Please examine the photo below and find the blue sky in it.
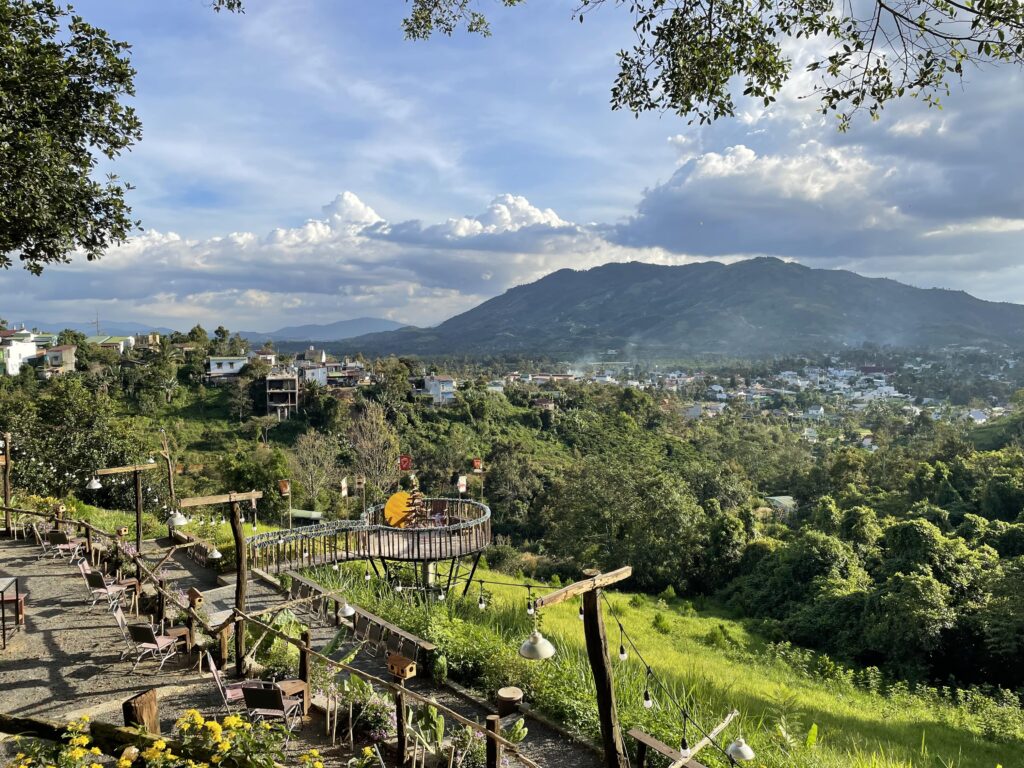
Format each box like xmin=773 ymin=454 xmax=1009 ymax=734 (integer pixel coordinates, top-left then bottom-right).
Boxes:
xmin=2 ymin=0 xmax=1023 ymax=332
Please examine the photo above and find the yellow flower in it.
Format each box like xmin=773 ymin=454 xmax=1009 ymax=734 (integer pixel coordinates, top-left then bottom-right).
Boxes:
xmin=70 ymin=735 xmax=90 ymax=747
xmin=313 ymin=761 xmax=324 ymax=768
xmin=90 ymin=747 xmax=102 ymax=755
xmin=309 ymin=750 xmax=319 ymax=758
xmin=90 ymin=763 xmax=103 ymax=768
xmin=362 ymin=747 xmax=373 ymax=757
xmin=117 ymin=759 xmax=132 ymax=768
xmin=210 ymin=756 xmax=222 ymax=764
xmin=153 ymin=740 xmax=166 ymax=751
xmin=204 ymin=721 xmax=222 ymax=737
xmin=260 ymin=723 xmax=271 ymax=731
xmin=14 ymin=754 xmax=25 ymax=761
xmin=222 ymin=715 xmax=243 ymax=730
xmin=217 ymin=740 xmax=231 ymax=753
xmin=179 ymin=723 xmax=191 ymax=732
xmin=81 ymin=716 xmax=90 ymax=721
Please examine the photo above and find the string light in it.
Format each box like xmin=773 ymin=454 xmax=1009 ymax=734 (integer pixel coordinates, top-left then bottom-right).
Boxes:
xmin=364 ymin=564 xmax=371 ymax=581
xmin=578 ymin=603 xmax=584 ymax=621
xmin=526 ymin=586 xmax=534 ymax=616
xmin=618 ymin=624 xmax=628 ymax=661
xmin=477 ymin=581 xmax=486 ymax=611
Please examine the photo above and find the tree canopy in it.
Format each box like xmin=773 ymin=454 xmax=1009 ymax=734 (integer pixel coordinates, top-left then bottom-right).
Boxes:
xmin=1 ymin=0 xmax=141 ymax=273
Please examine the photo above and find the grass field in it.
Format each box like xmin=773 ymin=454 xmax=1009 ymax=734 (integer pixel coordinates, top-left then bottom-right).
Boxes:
xmin=310 ymin=562 xmax=1017 ymax=768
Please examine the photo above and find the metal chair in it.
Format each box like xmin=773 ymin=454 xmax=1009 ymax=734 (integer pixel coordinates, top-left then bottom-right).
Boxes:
xmin=207 ymin=651 xmax=268 ymax=713
xmin=47 ymin=530 xmax=83 ymax=560
xmin=242 ymin=686 xmax=302 ymax=744
xmin=29 ymin=524 xmax=53 ymax=559
xmin=85 ymin=570 xmax=130 ymax=610
xmin=126 ymin=622 xmax=178 ymax=673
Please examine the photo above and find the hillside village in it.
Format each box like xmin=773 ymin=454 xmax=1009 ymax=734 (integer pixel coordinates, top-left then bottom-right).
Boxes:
xmin=3 ymin=324 xmax=1019 ymax=445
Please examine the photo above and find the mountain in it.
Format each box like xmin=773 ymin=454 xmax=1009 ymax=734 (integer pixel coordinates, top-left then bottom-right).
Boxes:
xmin=6 ymin=320 xmax=174 ymax=336
xmin=241 ymin=317 xmax=405 ymax=343
xmin=332 ymin=258 xmax=1024 ymax=357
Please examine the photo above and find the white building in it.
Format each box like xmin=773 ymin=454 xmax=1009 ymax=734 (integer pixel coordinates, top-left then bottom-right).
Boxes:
xmin=0 ymin=338 xmax=38 ymax=376
xmin=425 ymin=375 xmax=457 ymax=405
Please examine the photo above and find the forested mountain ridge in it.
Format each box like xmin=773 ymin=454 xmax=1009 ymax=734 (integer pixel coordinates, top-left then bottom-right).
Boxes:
xmin=336 ymin=258 xmax=1024 ymax=356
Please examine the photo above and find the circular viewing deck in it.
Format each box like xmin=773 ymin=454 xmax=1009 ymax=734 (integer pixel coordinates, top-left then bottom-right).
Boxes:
xmin=245 ymin=498 xmax=491 ymax=573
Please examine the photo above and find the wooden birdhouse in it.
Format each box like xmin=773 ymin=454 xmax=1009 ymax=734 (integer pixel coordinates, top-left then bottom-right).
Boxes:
xmin=187 ymin=587 xmax=204 ymax=609
xmin=387 ymin=653 xmax=416 ymax=680
xmin=116 ymin=526 xmax=130 ymax=537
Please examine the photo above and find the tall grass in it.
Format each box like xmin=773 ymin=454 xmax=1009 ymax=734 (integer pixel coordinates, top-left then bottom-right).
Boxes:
xmin=304 ymin=563 xmax=1017 ymax=768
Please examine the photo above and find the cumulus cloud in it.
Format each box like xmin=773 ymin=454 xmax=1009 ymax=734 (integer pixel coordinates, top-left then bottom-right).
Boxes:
xmin=0 ymin=191 xmax=691 ymax=331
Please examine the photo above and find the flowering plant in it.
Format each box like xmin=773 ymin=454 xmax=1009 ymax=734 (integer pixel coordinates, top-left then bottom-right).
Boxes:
xmin=7 ymin=716 xmax=105 ymax=768
xmin=4 ymin=713 xmax=285 ymax=768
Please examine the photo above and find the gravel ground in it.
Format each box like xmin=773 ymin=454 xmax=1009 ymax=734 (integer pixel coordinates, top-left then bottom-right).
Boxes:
xmin=0 ymin=536 xmax=602 ymax=767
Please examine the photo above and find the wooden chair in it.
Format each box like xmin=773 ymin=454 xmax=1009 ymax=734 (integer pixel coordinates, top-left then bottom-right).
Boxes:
xmin=126 ymin=623 xmax=178 ymax=673
xmin=242 ymin=686 xmax=302 ymax=743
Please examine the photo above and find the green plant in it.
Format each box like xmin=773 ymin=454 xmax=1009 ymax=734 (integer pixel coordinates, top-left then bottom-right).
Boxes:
xmin=652 ymin=612 xmax=671 ymax=634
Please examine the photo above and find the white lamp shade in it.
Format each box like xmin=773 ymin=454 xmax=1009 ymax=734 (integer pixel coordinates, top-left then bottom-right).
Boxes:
xmin=340 ymin=601 xmax=356 ymax=618
xmin=168 ymin=511 xmax=188 ymax=527
xmin=208 ymin=547 xmax=223 ymax=560
xmin=519 ymin=630 xmax=556 ymax=661
xmin=726 ymin=738 xmax=755 ymax=762
xmin=86 ymin=477 xmax=102 ymax=490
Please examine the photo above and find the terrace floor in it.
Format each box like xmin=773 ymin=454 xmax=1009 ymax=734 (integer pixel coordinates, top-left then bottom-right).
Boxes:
xmin=0 ymin=536 xmax=602 ymax=768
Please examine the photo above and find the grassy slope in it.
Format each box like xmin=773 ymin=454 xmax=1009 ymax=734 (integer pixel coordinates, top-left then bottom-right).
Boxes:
xmin=467 ymin=567 xmax=1012 ymax=768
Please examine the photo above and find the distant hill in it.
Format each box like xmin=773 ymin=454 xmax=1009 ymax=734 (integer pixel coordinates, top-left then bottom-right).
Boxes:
xmin=6 ymin=320 xmax=174 ymax=336
xmin=241 ymin=317 xmax=405 ymax=343
xmin=334 ymin=258 xmax=1024 ymax=357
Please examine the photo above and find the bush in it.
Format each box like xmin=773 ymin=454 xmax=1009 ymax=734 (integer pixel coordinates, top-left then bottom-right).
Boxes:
xmin=652 ymin=612 xmax=672 ymax=634
xmin=659 ymin=585 xmax=677 ymax=601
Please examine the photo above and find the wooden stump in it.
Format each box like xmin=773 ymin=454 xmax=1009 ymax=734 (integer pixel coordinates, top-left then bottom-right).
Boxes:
xmin=122 ymin=689 xmax=160 ymax=735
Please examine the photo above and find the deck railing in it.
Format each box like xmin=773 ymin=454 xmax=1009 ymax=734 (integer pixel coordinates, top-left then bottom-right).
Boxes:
xmin=245 ymin=498 xmax=491 ymax=573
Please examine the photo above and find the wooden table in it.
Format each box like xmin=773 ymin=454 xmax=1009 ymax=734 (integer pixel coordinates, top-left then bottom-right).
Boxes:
xmin=276 ymin=679 xmax=309 ymax=715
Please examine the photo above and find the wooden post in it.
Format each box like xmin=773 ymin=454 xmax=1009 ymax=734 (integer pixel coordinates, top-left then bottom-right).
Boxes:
xmin=160 ymin=431 xmax=176 ymax=507
xmin=583 ymin=589 xmax=629 ymax=768
xmin=2 ymin=432 xmax=12 ymax=536
xmin=85 ymin=526 xmax=93 ymax=558
xmin=134 ymin=469 xmax=143 ymax=578
xmin=122 ymin=689 xmax=160 ymax=735
xmin=299 ymin=629 xmax=312 ymax=687
xmin=394 ymin=683 xmax=408 ymax=766
xmin=635 ymin=741 xmax=648 ymax=768
xmin=229 ymin=499 xmax=248 ymax=677
xmin=157 ymin=578 xmax=166 ymax=628
xmin=485 ymin=714 xmax=501 ymax=768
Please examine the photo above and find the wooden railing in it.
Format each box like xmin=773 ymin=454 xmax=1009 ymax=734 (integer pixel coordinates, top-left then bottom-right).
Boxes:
xmin=245 ymin=498 xmax=491 ymax=573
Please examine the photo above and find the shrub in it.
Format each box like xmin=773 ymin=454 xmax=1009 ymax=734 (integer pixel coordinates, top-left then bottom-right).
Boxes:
xmin=652 ymin=612 xmax=671 ymax=635
xmin=659 ymin=585 xmax=677 ymax=601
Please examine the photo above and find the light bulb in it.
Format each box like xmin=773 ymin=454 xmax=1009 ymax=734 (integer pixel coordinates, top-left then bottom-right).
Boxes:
xmin=437 ymin=592 xmax=446 ymax=602
xmin=395 ymin=583 xmax=403 ymax=593
xmin=478 ymin=595 xmax=486 ymax=611
xmin=643 ymin=689 xmax=653 ymax=709
xmin=618 ymin=644 xmax=627 ymax=661
xmin=678 ymin=738 xmax=691 ymax=760
xmin=526 ymin=599 xmax=535 ymax=616
xmin=364 ymin=570 xmax=371 ymax=581
xmin=578 ymin=604 xmax=584 ymax=620
xmin=332 ymin=562 xmax=339 ymax=571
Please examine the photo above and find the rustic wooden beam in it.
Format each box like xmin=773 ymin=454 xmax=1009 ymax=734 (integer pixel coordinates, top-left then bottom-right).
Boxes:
xmin=533 ymin=566 xmax=632 ymax=609
xmin=583 ymin=589 xmax=629 ymax=768
xmin=675 ymin=710 xmax=738 ymax=766
xmin=178 ymin=490 xmax=262 ymax=508
xmin=96 ymin=463 xmax=161 ymax=476
xmin=229 ymin=500 xmax=248 ymax=677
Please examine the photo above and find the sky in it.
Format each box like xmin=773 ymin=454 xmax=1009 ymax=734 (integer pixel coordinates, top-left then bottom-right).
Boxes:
xmin=2 ymin=0 xmax=1024 ymax=332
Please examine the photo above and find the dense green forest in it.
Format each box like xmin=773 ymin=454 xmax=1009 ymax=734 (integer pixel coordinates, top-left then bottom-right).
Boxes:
xmin=2 ymin=337 xmax=1024 ymax=701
